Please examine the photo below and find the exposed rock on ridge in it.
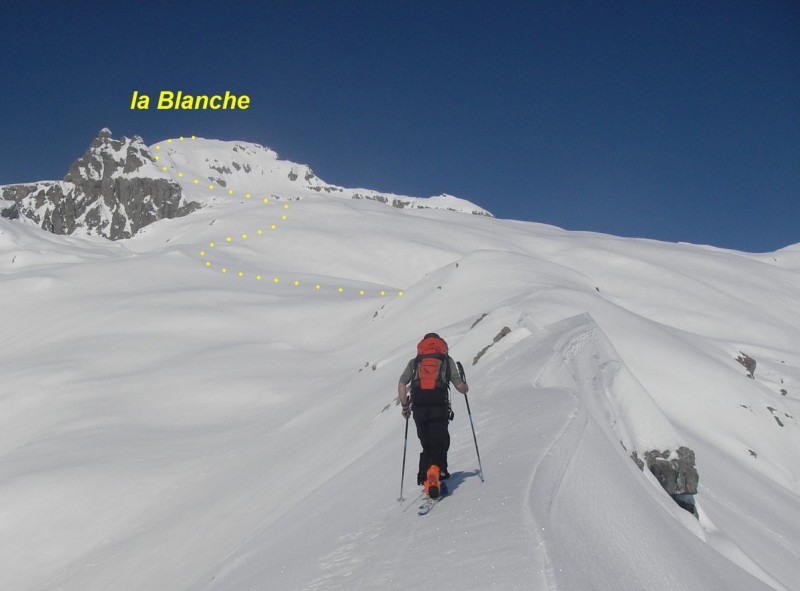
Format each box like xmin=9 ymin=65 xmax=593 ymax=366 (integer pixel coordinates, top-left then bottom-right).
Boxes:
xmin=0 ymin=129 xmax=200 ymax=240
xmin=633 ymin=446 xmax=699 ymax=516
xmin=0 ymin=198 xmax=17 ymax=220
xmin=643 ymin=447 xmax=699 ymax=496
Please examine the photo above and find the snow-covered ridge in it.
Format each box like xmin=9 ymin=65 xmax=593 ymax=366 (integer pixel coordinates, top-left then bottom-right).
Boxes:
xmin=150 ymin=136 xmax=493 ymax=217
xmin=1 ymin=130 xmax=491 ymax=241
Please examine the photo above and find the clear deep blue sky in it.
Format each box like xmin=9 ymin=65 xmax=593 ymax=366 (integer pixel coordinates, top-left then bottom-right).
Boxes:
xmin=1 ymin=1 xmax=798 ymax=252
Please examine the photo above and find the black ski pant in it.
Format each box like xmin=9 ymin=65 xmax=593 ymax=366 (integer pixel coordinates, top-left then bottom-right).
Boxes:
xmin=412 ymin=405 xmax=450 ymax=484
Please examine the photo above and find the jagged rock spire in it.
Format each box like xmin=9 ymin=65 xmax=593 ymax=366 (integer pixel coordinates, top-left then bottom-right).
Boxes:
xmin=1 ymin=129 xmax=200 ymax=240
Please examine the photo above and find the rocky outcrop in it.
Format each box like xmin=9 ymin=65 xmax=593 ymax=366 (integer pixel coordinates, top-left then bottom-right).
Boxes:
xmin=473 ymin=326 xmax=512 ymax=365
xmin=736 ymin=352 xmax=756 ymax=379
xmin=634 ymin=447 xmax=699 ymax=516
xmin=644 ymin=447 xmax=699 ymax=495
xmin=0 ymin=198 xmax=18 ymax=220
xmin=0 ymin=129 xmax=200 ymax=240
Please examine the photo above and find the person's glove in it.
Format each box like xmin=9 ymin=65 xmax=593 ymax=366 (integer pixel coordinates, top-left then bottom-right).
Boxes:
xmin=401 ymin=403 xmax=411 ymax=419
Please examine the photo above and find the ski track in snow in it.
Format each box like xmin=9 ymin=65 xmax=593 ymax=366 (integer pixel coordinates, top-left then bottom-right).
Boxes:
xmin=523 ymin=320 xmax=597 ymax=591
xmin=523 ymin=389 xmax=584 ymax=591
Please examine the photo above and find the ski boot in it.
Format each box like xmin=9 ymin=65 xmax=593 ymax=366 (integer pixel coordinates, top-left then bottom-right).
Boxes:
xmin=424 ymin=464 xmax=441 ymax=499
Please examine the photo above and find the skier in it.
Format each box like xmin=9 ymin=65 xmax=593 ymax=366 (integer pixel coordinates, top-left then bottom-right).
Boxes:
xmin=398 ymin=333 xmax=469 ymax=498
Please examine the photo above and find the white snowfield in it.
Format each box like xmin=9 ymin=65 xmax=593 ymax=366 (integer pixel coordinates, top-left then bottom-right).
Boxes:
xmin=0 ymin=137 xmax=798 ymax=591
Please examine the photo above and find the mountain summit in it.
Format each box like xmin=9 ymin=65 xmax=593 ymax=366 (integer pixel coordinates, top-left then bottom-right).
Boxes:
xmin=0 ymin=129 xmax=198 ymax=239
xmin=0 ymin=131 xmax=491 ymax=241
xmin=148 ymin=134 xmax=492 ymax=216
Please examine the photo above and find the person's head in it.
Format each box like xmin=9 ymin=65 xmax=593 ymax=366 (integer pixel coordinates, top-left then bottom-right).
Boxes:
xmin=424 ymin=332 xmax=440 ymax=339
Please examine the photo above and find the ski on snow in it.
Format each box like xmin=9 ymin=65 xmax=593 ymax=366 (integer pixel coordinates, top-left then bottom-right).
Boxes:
xmin=417 ymin=496 xmax=441 ymax=515
xmin=417 ymin=482 xmax=449 ymax=515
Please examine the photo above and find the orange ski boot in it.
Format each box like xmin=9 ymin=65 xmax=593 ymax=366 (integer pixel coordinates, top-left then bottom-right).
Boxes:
xmin=424 ymin=464 xmax=441 ymax=499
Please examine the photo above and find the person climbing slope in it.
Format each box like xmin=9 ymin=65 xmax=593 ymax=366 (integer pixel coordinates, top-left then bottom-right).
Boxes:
xmin=397 ymin=333 xmax=469 ymax=498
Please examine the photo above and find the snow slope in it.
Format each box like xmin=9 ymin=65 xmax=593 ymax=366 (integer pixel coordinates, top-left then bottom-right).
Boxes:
xmin=150 ymin=136 xmax=492 ymax=217
xmin=1 ymin=136 xmax=799 ymax=590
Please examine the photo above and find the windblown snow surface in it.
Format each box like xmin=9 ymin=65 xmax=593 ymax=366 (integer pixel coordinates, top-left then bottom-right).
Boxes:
xmin=1 ymin=138 xmax=799 ymax=591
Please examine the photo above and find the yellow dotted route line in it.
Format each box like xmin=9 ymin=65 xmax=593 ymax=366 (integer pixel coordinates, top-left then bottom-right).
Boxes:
xmin=150 ymin=137 xmax=405 ymax=298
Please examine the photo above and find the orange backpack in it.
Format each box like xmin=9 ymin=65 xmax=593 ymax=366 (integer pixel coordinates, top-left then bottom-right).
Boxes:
xmin=412 ymin=335 xmax=451 ymax=394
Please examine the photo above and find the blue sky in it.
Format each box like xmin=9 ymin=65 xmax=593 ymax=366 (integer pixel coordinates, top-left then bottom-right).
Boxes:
xmin=1 ymin=1 xmax=797 ymax=252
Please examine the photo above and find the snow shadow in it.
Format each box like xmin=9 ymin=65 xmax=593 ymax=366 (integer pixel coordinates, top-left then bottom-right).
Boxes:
xmin=446 ymin=469 xmax=481 ymax=494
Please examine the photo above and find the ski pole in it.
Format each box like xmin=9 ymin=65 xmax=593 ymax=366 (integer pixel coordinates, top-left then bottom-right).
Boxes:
xmin=464 ymin=392 xmax=485 ymax=482
xmin=398 ymin=415 xmax=409 ymax=501
xmin=457 ymin=362 xmax=484 ymax=482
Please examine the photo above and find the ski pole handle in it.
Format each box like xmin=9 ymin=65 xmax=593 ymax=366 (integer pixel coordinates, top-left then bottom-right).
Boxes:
xmin=457 ymin=361 xmax=466 ymax=382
